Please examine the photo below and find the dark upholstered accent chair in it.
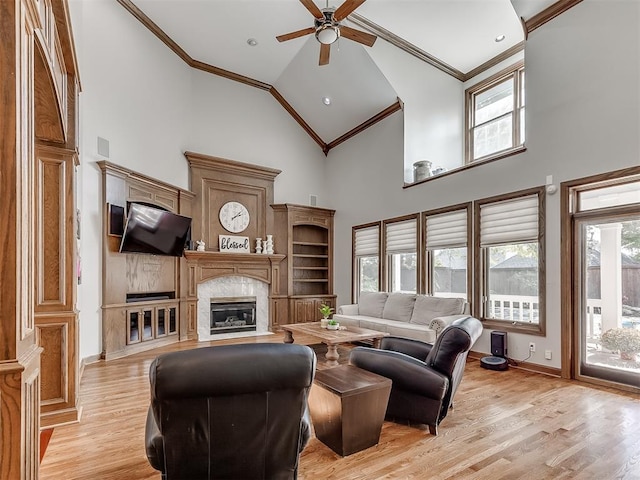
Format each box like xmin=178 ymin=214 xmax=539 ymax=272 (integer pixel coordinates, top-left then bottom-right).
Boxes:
xmin=349 ymin=316 xmax=482 ymax=435
xmin=145 ymin=343 xmax=316 ymax=480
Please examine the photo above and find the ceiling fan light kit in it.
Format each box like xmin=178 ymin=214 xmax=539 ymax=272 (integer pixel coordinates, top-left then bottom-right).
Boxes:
xmin=315 ymin=23 xmax=340 ymax=45
xmin=277 ymin=0 xmax=377 ymax=66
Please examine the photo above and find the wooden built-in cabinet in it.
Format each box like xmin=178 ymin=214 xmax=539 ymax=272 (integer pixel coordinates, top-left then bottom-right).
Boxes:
xmin=272 ymin=204 xmax=336 ymax=325
xmin=99 ymin=162 xmax=195 ymax=360
xmin=126 ymin=302 xmax=178 ymax=344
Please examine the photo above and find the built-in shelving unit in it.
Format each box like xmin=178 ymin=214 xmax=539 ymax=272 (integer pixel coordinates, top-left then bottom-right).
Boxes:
xmin=99 ymin=161 xmax=195 ymax=360
xmin=272 ymin=204 xmax=336 ymax=325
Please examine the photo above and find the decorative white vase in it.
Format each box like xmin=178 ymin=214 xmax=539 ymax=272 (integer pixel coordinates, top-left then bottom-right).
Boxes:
xmin=255 ymin=238 xmax=262 ymax=254
xmin=320 ymin=318 xmax=329 ymax=328
xmin=264 ymin=234 xmax=274 ymax=254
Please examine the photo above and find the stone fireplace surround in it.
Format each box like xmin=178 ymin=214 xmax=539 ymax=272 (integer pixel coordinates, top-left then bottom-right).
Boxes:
xmin=198 ymin=277 xmax=267 ymax=340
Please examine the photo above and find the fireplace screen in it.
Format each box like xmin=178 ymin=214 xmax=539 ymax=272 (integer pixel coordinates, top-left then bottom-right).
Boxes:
xmin=210 ymin=297 xmax=257 ymax=334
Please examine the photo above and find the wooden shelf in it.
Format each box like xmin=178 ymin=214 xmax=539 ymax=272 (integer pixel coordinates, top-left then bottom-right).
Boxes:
xmin=273 ymin=204 xmax=335 ymax=324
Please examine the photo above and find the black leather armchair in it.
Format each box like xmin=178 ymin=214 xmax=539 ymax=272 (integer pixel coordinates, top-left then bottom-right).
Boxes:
xmin=145 ymin=343 xmax=316 ymax=480
xmin=349 ymin=316 xmax=482 ymax=435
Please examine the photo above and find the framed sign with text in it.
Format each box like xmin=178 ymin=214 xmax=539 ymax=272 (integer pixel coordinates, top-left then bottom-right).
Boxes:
xmin=219 ymin=235 xmax=250 ymax=253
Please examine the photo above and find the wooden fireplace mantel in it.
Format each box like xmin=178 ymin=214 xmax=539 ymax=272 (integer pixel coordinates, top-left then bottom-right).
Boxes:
xmin=183 ymin=251 xmax=286 ymax=295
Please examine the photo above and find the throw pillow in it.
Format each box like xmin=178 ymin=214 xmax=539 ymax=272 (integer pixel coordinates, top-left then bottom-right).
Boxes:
xmin=381 ymin=293 xmax=416 ymax=322
xmin=358 ymin=292 xmax=389 ymax=318
xmin=410 ymin=295 xmax=465 ymax=325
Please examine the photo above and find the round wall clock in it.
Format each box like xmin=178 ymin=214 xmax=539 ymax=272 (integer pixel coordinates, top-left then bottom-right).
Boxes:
xmin=219 ymin=201 xmax=250 ymax=233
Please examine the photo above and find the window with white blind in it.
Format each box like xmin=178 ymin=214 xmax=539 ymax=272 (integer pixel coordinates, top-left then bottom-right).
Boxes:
xmin=476 ymin=188 xmax=545 ymax=332
xmin=353 ymin=224 xmax=380 ymax=300
xmin=385 ymin=217 xmax=418 ymax=293
xmin=425 ymin=206 xmax=470 ymax=300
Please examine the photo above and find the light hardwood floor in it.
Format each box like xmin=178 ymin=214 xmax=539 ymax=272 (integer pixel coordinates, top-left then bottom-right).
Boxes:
xmin=39 ymin=334 xmax=640 ymax=479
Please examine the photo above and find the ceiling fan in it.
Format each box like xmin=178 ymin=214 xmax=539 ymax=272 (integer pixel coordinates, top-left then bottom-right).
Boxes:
xmin=276 ymin=0 xmax=377 ymax=66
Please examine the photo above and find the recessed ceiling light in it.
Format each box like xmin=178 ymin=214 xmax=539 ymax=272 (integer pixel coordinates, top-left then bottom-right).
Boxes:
xmin=322 ymin=96 xmax=331 ymax=106
xmin=247 ymin=38 xmax=258 ymax=46
xmin=495 ymin=34 xmax=506 ymax=43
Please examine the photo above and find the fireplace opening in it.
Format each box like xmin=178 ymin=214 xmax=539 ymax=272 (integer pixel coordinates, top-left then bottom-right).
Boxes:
xmin=210 ymin=296 xmax=257 ymax=335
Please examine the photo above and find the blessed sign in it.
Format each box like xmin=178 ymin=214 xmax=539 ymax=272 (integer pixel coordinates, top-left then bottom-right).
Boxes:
xmin=219 ymin=235 xmax=250 ymax=253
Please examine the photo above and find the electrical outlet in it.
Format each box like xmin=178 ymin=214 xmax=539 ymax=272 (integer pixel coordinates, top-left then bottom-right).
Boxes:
xmin=545 ymin=350 xmax=552 ymax=360
xmin=529 ymin=342 xmax=536 ymax=352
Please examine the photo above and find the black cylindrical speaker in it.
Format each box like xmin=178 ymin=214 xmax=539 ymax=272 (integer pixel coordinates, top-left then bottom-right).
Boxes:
xmin=491 ymin=331 xmax=507 ymax=358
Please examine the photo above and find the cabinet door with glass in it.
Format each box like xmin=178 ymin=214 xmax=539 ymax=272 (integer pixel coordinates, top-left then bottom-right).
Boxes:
xmin=127 ymin=306 xmax=154 ymax=344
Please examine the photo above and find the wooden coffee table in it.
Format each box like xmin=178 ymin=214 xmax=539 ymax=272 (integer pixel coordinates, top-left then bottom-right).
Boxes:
xmin=281 ymin=322 xmax=387 ymax=367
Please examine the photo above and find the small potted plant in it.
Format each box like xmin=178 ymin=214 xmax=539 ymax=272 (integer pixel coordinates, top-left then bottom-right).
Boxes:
xmin=326 ymin=319 xmax=340 ymax=330
xmin=319 ymin=304 xmax=334 ymax=328
xmin=600 ymin=327 xmax=640 ymax=360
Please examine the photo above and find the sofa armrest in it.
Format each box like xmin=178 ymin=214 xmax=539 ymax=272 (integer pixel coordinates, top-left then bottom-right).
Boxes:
xmin=337 ymin=304 xmax=359 ymax=315
xmin=145 ymin=407 xmax=165 ymax=473
xmin=299 ymin=405 xmax=312 ymax=452
xmin=350 ymin=347 xmax=449 ymax=401
xmin=429 ymin=315 xmax=469 ymax=338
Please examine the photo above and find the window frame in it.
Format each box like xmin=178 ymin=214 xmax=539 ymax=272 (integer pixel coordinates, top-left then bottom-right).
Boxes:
xmin=465 ymin=61 xmax=525 ymax=164
xmin=423 ymin=203 xmax=472 ymax=301
xmin=352 ymin=222 xmax=382 ymax=302
xmin=474 ymin=186 xmax=546 ymax=335
xmin=382 ymin=214 xmax=421 ymax=293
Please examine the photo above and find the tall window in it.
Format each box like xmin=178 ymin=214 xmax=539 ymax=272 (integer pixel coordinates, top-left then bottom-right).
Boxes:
xmin=476 ymin=188 xmax=545 ymax=333
xmin=466 ymin=62 xmax=525 ymax=163
xmin=425 ymin=206 xmax=470 ymax=300
xmin=385 ymin=217 xmax=418 ymax=293
xmin=353 ymin=224 xmax=380 ymax=300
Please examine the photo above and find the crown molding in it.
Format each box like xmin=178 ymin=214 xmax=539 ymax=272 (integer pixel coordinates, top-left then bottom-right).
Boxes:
xmin=462 ymin=42 xmax=525 ymax=82
xmin=348 ymin=13 xmax=466 ymax=81
xmin=269 ymin=88 xmax=327 ymax=152
xmin=116 ymin=0 xmax=192 ymax=64
xmin=325 ymin=100 xmax=403 ymax=155
xmin=525 ymin=0 xmax=584 ymax=35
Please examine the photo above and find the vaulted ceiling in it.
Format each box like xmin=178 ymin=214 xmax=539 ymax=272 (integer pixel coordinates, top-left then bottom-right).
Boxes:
xmin=120 ymin=0 xmax=566 ymax=153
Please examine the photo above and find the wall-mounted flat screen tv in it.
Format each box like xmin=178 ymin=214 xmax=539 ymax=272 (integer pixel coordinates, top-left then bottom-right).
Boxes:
xmin=119 ymin=203 xmax=192 ymax=257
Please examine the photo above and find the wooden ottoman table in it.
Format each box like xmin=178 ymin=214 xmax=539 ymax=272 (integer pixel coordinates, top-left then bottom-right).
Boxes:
xmin=308 ymin=364 xmax=392 ymax=456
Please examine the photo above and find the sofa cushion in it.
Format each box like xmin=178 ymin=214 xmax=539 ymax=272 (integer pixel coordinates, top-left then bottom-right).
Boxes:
xmin=381 ymin=293 xmax=416 ymax=323
xmin=410 ymin=296 xmax=465 ymax=326
xmin=359 ymin=318 xmax=391 ymax=332
xmin=386 ymin=322 xmax=437 ymax=343
xmin=358 ymin=292 xmax=389 ymax=318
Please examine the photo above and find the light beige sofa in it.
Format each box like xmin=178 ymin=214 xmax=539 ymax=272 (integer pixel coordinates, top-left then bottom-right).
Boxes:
xmin=333 ymin=292 xmax=469 ymax=343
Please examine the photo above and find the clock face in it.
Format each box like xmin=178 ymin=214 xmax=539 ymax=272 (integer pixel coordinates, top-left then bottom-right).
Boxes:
xmin=219 ymin=201 xmax=250 ymax=233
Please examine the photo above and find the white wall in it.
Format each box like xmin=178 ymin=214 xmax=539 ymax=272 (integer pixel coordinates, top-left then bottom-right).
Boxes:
xmin=71 ymin=0 xmax=192 ymax=360
xmin=70 ymin=0 xmax=325 ymax=359
xmin=367 ymin=39 xmax=464 ymax=182
xmin=326 ymin=0 xmax=640 ymax=368
xmin=185 ymin=70 xmax=327 ymax=204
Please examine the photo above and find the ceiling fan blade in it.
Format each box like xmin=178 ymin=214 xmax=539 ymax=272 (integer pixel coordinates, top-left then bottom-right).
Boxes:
xmin=300 ymin=0 xmax=324 ymax=19
xmin=319 ymin=43 xmax=330 ymax=66
xmin=340 ymin=25 xmax=377 ymax=47
xmin=333 ymin=0 xmax=367 ymax=21
xmin=276 ymin=27 xmax=316 ymax=42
